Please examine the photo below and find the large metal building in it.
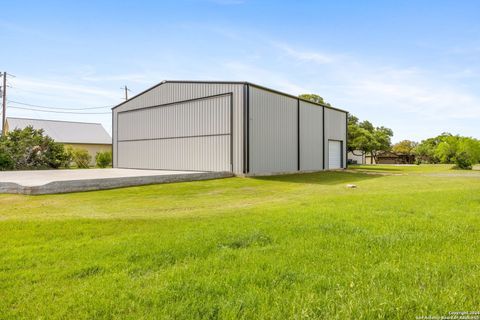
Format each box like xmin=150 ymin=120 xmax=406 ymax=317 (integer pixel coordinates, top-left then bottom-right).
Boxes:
xmin=112 ymin=81 xmax=348 ymax=175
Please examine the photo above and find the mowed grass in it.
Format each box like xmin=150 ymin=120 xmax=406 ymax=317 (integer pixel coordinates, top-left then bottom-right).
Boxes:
xmin=1 ymin=165 xmax=480 ymax=319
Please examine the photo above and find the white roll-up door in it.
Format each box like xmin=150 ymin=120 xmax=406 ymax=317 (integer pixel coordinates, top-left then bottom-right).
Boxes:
xmin=328 ymin=140 xmax=342 ymax=169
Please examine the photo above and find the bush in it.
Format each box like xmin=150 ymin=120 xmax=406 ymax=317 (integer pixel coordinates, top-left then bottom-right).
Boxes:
xmin=0 ymin=126 xmax=70 ymax=170
xmin=454 ymin=152 xmax=473 ymax=170
xmin=0 ymin=146 xmax=14 ymax=170
xmin=63 ymin=146 xmax=75 ymax=168
xmin=72 ymin=148 xmax=91 ymax=168
xmin=95 ymin=151 xmax=112 ymax=168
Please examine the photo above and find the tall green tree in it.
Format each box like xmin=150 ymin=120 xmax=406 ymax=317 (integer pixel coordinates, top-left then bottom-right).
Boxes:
xmin=298 ymin=94 xmax=331 ymax=106
xmin=347 ymin=114 xmax=393 ymax=163
xmin=392 ymin=140 xmax=418 ymax=155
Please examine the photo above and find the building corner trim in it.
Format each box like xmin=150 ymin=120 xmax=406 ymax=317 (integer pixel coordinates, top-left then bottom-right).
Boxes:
xmin=322 ymin=107 xmax=326 ymax=170
xmin=297 ymin=99 xmax=300 ymax=171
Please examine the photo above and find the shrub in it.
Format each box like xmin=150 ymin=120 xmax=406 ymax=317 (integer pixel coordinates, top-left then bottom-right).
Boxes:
xmin=0 ymin=126 xmax=70 ymax=170
xmin=454 ymin=152 xmax=473 ymax=170
xmin=44 ymin=142 xmax=70 ymax=169
xmin=0 ymin=146 xmax=14 ymax=170
xmin=72 ymin=148 xmax=91 ymax=168
xmin=95 ymin=151 xmax=112 ymax=168
xmin=63 ymin=146 xmax=75 ymax=168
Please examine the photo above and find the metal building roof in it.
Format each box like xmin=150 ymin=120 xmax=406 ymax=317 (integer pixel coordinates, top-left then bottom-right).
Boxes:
xmin=112 ymin=80 xmax=348 ymax=114
xmin=6 ymin=117 xmax=111 ymax=145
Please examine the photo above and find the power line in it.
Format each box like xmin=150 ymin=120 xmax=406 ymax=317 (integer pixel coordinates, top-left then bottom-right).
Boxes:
xmin=8 ymin=105 xmax=111 ymax=115
xmin=8 ymin=99 xmax=113 ymax=110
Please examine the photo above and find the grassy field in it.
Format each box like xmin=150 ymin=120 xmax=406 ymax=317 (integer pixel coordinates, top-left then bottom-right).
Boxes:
xmin=1 ymin=165 xmax=479 ymax=319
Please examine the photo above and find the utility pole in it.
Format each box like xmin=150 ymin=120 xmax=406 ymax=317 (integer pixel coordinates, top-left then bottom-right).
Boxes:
xmin=1 ymin=72 xmax=6 ymax=136
xmin=121 ymin=85 xmax=131 ymax=101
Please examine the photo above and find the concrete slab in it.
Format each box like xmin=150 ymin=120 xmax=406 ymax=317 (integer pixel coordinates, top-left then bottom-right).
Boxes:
xmin=0 ymin=169 xmax=233 ymax=195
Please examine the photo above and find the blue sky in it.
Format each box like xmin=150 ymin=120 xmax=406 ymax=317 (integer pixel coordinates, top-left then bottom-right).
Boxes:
xmin=1 ymin=0 xmax=479 ymax=141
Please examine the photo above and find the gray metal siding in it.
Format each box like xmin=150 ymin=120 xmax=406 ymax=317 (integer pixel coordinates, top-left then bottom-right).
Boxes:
xmin=117 ymin=94 xmax=230 ymax=141
xmin=324 ymin=108 xmax=347 ymax=169
xmin=249 ymin=86 xmax=298 ymax=174
xmin=299 ymin=101 xmax=323 ymax=171
xmin=117 ymin=135 xmax=230 ymax=171
xmin=113 ymin=82 xmax=244 ymax=174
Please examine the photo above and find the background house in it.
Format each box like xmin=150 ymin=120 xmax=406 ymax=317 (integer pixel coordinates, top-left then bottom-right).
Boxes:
xmin=364 ymin=151 xmax=415 ymax=164
xmin=5 ymin=117 xmax=111 ymax=164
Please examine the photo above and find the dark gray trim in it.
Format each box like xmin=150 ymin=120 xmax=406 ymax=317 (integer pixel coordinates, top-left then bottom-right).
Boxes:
xmin=230 ymin=93 xmax=234 ymax=172
xmin=297 ymin=99 xmax=300 ymax=171
xmin=246 ymin=84 xmax=250 ymax=173
xmin=116 ymin=111 xmax=119 ymax=168
xmin=322 ymin=107 xmax=325 ymax=170
xmin=112 ymin=80 xmax=348 ymax=114
xmin=243 ymin=84 xmax=247 ymax=174
xmin=111 ymin=110 xmax=114 ymax=168
xmin=117 ymin=133 xmax=230 ymax=143
xmin=345 ymin=112 xmax=349 ymax=169
xmin=116 ymin=92 xmax=232 ymax=115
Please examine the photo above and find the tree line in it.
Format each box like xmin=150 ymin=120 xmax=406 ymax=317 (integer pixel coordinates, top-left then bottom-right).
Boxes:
xmin=394 ymin=134 xmax=480 ymax=169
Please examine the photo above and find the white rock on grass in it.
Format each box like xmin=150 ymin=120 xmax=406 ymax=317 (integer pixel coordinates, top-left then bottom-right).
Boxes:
xmin=346 ymin=184 xmax=357 ymax=188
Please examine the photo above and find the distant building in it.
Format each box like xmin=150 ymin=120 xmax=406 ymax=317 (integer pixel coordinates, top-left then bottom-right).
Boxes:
xmin=348 ymin=150 xmax=366 ymax=164
xmin=5 ymin=117 xmax=111 ymax=165
xmin=365 ymin=151 xmax=415 ymax=165
xmin=349 ymin=150 xmax=415 ymax=165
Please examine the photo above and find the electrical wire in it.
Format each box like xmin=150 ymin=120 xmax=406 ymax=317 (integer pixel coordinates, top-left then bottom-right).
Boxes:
xmin=8 ymin=99 xmax=113 ymax=110
xmin=8 ymin=106 xmax=111 ymax=115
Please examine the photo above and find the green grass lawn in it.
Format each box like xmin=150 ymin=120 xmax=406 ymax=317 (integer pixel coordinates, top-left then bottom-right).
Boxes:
xmin=1 ymin=165 xmax=479 ymax=319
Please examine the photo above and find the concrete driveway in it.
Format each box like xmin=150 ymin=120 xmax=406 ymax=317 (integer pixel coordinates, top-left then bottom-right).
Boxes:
xmin=0 ymin=168 xmax=232 ymax=195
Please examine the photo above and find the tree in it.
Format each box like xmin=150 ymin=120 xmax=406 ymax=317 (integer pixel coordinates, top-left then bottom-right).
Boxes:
xmin=414 ymin=133 xmax=480 ymax=169
xmin=347 ymin=114 xmax=393 ymax=163
xmin=413 ymin=135 xmax=446 ymax=163
xmin=369 ymin=126 xmax=394 ymax=163
xmin=299 ymin=94 xmax=331 ymax=106
xmin=435 ymin=134 xmax=458 ymax=163
xmin=392 ymin=140 xmax=418 ymax=155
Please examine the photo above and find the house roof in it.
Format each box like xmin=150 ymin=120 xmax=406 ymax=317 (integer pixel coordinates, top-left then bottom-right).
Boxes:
xmin=112 ymin=80 xmax=348 ymax=114
xmin=6 ymin=117 xmax=111 ymax=145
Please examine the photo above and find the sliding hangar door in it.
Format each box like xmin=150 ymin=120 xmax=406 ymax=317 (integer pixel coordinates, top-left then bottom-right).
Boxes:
xmin=116 ymin=93 xmax=232 ymax=172
xmin=112 ymin=81 xmax=245 ymax=173
xmin=112 ymin=81 xmax=347 ymax=175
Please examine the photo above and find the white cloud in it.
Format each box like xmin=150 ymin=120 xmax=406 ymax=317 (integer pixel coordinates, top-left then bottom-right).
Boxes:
xmin=11 ymin=77 xmax=119 ymax=101
xmin=274 ymin=42 xmax=336 ymax=64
